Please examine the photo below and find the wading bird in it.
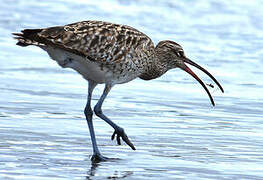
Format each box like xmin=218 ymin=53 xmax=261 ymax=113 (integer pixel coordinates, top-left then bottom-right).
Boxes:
xmin=13 ymin=20 xmax=224 ymax=162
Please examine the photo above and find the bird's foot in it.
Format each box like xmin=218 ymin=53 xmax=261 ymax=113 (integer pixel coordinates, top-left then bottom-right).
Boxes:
xmin=91 ymin=153 xmax=109 ymax=163
xmin=111 ymin=127 xmax=136 ymax=150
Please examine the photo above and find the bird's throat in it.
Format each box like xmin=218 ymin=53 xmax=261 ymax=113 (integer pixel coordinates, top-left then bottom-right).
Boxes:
xmin=139 ymin=56 xmax=169 ymax=80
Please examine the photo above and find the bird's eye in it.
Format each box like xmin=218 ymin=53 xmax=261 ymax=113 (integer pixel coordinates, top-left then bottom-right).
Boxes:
xmin=173 ymin=49 xmax=184 ymax=57
xmin=178 ymin=51 xmax=184 ymax=57
xmin=175 ymin=52 xmax=180 ymax=57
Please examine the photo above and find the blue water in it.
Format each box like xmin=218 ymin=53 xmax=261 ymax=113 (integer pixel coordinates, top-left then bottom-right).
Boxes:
xmin=1 ymin=0 xmax=263 ymax=179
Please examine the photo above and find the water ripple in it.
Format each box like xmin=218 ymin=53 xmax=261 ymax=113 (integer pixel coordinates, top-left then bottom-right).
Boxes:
xmin=1 ymin=0 xmax=263 ymax=179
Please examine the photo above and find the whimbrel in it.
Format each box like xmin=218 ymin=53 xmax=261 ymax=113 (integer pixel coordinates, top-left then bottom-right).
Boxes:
xmin=13 ymin=20 xmax=224 ymax=162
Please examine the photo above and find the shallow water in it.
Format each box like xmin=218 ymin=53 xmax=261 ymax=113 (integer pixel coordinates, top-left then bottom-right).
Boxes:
xmin=1 ymin=0 xmax=263 ymax=179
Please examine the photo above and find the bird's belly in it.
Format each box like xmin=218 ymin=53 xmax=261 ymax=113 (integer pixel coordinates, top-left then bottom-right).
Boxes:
xmin=44 ymin=47 xmax=108 ymax=83
xmin=110 ymin=70 xmax=139 ymax=84
xmin=44 ymin=47 xmax=140 ymax=84
xmin=69 ymin=59 xmax=108 ymax=83
xmin=69 ymin=60 xmax=139 ymax=84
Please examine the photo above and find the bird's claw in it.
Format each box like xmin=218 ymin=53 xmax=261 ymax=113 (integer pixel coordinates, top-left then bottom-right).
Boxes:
xmin=111 ymin=128 xmax=136 ymax=150
xmin=91 ymin=154 xmax=109 ymax=163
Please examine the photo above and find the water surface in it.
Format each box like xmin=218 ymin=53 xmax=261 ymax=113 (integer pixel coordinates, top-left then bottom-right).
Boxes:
xmin=1 ymin=0 xmax=263 ymax=179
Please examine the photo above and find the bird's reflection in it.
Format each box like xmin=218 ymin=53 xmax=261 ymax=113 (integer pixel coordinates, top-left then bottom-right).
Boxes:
xmin=86 ymin=162 xmax=99 ymax=179
xmin=86 ymin=160 xmax=133 ymax=179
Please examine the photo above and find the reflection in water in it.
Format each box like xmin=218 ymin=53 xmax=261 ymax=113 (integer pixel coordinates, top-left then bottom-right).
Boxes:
xmin=86 ymin=162 xmax=99 ymax=178
xmin=86 ymin=161 xmax=133 ymax=179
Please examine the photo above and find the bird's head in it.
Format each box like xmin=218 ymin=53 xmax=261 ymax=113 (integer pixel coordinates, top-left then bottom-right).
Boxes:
xmin=155 ymin=40 xmax=224 ymax=106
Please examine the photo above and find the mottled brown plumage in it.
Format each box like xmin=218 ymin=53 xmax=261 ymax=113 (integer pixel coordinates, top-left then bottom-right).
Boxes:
xmin=13 ymin=20 xmax=224 ymax=162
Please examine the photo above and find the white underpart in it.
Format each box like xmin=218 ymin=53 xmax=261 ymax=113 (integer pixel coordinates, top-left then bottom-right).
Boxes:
xmin=44 ymin=47 xmax=111 ymax=84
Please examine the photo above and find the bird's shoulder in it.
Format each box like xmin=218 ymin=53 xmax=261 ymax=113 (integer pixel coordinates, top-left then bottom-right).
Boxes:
xmin=38 ymin=20 xmax=154 ymax=64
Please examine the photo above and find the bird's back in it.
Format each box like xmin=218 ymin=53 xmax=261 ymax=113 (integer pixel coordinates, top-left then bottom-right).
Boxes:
xmin=13 ymin=20 xmax=155 ymax=84
xmin=14 ymin=21 xmax=154 ymax=65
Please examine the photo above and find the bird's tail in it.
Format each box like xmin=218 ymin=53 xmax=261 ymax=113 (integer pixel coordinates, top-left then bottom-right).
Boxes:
xmin=12 ymin=29 xmax=44 ymax=47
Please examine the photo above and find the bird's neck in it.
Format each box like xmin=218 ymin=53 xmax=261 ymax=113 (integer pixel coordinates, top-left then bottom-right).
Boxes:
xmin=139 ymin=49 xmax=169 ymax=80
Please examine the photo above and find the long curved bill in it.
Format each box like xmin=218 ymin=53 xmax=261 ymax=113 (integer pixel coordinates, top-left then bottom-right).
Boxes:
xmin=178 ymin=58 xmax=224 ymax=106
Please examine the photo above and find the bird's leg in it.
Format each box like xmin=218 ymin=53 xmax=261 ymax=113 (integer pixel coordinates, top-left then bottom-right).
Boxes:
xmin=84 ymin=81 xmax=108 ymax=162
xmin=94 ymin=84 xmax=136 ymax=150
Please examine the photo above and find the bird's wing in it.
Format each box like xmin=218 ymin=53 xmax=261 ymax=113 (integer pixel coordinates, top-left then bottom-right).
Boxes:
xmin=15 ymin=21 xmax=154 ymax=65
